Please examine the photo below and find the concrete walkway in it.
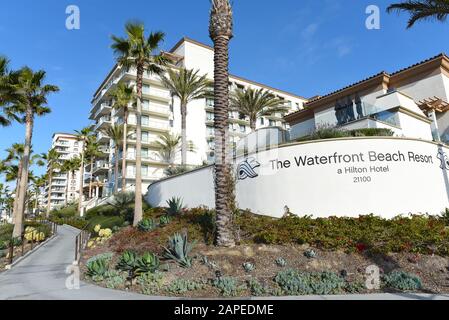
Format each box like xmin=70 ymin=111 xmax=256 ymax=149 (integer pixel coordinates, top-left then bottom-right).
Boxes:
xmin=0 ymin=225 xmax=448 ymax=300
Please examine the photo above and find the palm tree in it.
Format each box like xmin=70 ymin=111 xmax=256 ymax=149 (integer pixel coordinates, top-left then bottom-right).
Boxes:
xmin=111 ymin=22 xmax=169 ymax=226
xmin=101 ymin=124 xmax=123 ymax=194
xmin=8 ymin=67 xmax=58 ymax=237
xmin=74 ymin=126 xmax=93 ymax=216
xmin=209 ymin=0 xmax=236 ymax=247
xmin=110 ymin=83 xmax=135 ymax=192
xmin=153 ymin=133 xmax=181 ymax=166
xmin=42 ymin=148 xmax=61 ymax=216
xmin=160 ymin=68 xmax=211 ymax=165
xmin=230 ymin=88 xmax=287 ymax=131
xmin=61 ymin=156 xmax=81 ymax=206
xmin=31 ymin=174 xmax=46 ymax=216
xmin=0 ymin=56 xmax=21 ymax=127
xmin=387 ymin=0 xmax=449 ymax=28
xmin=84 ymin=139 xmax=102 ymax=199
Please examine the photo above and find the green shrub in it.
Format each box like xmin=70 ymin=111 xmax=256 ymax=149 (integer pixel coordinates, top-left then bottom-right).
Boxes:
xmin=167 ymin=279 xmax=205 ymax=294
xmin=104 ymin=270 xmax=127 ymax=289
xmin=86 ymin=252 xmax=113 ymax=265
xmin=212 ymin=277 xmax=244 ymax=297
xmin=163 ymin=232 xmax=195 ymax=268
xmin=137 ymin=271 xmax=164 ymax=295
xmin=441 ymin=208 xmax=449 ymax=226
xmin=274 ymin=270 xmax=346 ymax=295
xmin=137 ymin=218 xmax=156 ymax=232
xmin=0 ymin=224 xmax=13 ymax=242
xmin=159 ymin=215 xmax=171 ymax=227
xmin=50 ymin=204 xmax=77 ymax=219
xmin=349 ymin=128 xmax=394 ymax=137
xmin=382 ymin=271 xmax=422 ymax=291
xmin=85 ymin=205 xmax=117 ymax=220
xmin=86 ymin=257 xmax=110 ymax=281
xmin=247 ymin=278 xmax=272 ymax=296
xmin=116 ymin=250 xmax=138 ymax=278
xmin=86 ymin=216 xmax=124 ymax=233
xmin=296 ymin=126 xmax=394 ymax=142
xmin=275 ymin=257 xmax=287 ymax=267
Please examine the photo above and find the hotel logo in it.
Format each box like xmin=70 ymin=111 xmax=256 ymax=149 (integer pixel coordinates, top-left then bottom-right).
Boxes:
xmin=237 ymin=158 xmax=260 ymax=180
xmin=437 ymin=150 xmax=449 ymax=170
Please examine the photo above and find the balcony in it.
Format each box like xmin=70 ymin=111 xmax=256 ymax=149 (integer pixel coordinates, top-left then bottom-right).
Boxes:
xmin=128 ymin=120 xmax=170 ymax=133
xmin=94 ymin=116 xmax=112 ymax=131
xmin=92 ymin=160 xmax=109 ymax=173
xmin=142 ymin=87 xmax=171 ymax=102
xmin=97 ymin=132 xmax=109 ymax=143
xmin=120 ymin=152 xmax=167 ymax=165
xmin=91 ymin=102 xmax=113 ymax=120
xmin=142 ymin=104 xmax=171 ymax=117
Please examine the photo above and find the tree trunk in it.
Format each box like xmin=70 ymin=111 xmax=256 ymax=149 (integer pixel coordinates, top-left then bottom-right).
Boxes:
xmin=114 ymin=148 xmax=119 ymax=194
xmin=13 ymin=107 xmax=34 ymax=238
xmin=46 ymin=170 xmax=53 ymax=217
xmin=133 ymin=66 xmax=143 ymax=226
xmin=77 ymin=151 xmax=85 ymax=216
xmin=181 ymin=103 xmax=187 ymax=165
xmin=212 ymin=35 xmax=235 ymax=247
xmin=88 ymin=158 xmax=94 ymax=198
xmin=250 ymin=118 xmax=257 ymax=132
xmin=12 ymin=161 xmax=23 ymax=224
xmin=121 ymin=109 xmax=128 ymax=192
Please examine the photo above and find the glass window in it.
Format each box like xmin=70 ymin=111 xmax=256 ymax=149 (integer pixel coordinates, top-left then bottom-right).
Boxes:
xmin=142 ymin=131 xmax=149 ymax=142
xmin=142 ymin=99 xmax=150 ymax=110
xmin=240 ymin=125 xmax=246 ymax=133
xmin=143 ymin=84 xmax=150 ymax=94
xmin=142 ymin=165 xmax=148 ymax=177
xmin=206 ymin=98 xmax=214 ymax=107
xmin=141 ymin=148 xmax=149 ymax=158
xmin=142 ymin=115 xmax=149 ymax=126
xmin=260 ymin=118 xmax=264 ymax=125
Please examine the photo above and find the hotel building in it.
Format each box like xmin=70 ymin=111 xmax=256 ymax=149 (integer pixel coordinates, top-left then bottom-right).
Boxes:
xmin=44 ymin=133 xmax=83 ymax=209
xmin=89 ymin=37 xmax=306 ymax=196
xmin=285 ymin=54 xmax=449 ymax=143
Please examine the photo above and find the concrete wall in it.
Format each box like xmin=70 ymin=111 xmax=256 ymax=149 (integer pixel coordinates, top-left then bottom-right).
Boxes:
xmin=146 ymin=137 xmax=449 ymax=219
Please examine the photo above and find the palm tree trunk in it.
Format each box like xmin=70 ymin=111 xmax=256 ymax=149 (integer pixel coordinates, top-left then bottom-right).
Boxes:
xmin=77 ymin=151 xmax=85 ymax=216
xmin=121 ymin=109 xmax=128 ymax=191
xmin=250 ymin=118 xmax=257 ymax=132
xmin=12 ymin=161 xmax=23 ymax=224
xmin=114 ymin=148 xmax=119 ymax=194
xmin=46 ymin=170 xmax=53 ymax=217
xmin=13 ymin=107 xmax=34 ymax=238
xmin=181 ymin=103 xmax=187 ymax=165
xmin=133 ymin=66 xmax=143 ymax=226
xmin=213 ymin=35 xmax=235 ymax=247
xmin=88 ymin=158 xmax=94 ymax=198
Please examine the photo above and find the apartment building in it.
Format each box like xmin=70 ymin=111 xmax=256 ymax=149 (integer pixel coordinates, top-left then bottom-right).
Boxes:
xmin=89 ymin=37 xmax=307 ymax=195
xmin=44 ymin=133 xmax=83 ymax=209
xmin=285 ymin=53 xmax=449 ymax=143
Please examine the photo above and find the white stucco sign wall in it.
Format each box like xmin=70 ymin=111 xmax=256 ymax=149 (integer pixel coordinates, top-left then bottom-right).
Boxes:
xmin=146 ymin=137 xmax=449 ymax=219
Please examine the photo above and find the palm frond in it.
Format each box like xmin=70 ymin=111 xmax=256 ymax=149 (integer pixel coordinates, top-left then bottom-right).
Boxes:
xmin=387 ymin=0 xmax=449 ymax=28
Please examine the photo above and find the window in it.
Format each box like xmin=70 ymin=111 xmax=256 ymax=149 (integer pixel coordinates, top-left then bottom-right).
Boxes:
xmin=142 ymin=131 xmax=149 ymax=142
xmin=143 ymin=84 xmax=150 ymax=94
xmin=142 ymin=115 xmax=149 ymax=126
xmin=141 ymin=148 xmax=149 ymax=158
xmin=206 ymin=98 xmax=214 ymax=107
xmin=169 ymin=120 xmax=174 ymax=127
xmin=142 ymin=99 xmax=150 ymax=111
xmin=207 ymin=126 xmax=215 ymax=136
xmin=206 ymin=112 xmax=214 ymax=121
xmin=240 ymin=125 xmax=246 ymax=133
xmin=142 ymin=165 xmax=149 ymax=177
xmin=269 ymin=120 xmax=275 ymax=127
xmin=260 ymin=118 xmax=264 ymax=125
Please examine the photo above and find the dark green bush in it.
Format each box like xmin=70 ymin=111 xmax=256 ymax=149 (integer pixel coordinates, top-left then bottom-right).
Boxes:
xmin=274 ymin=270 xmax=347 ymax=295
xmin=50 ymin=204 xmax=77 ymax=219
xmin=87 ymin=216 xmax=124 ymax=232
xmin=349 ymin=128 xmax=394 ymax=137
xmin=236 ymin=213 xmax=449 ymax=256
xmin=0 ymin=224 xmax=13 ymax=242
xmin=85 ymin=205 xmax=118 ymax=220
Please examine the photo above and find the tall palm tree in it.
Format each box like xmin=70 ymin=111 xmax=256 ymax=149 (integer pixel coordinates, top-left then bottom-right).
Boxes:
xmin=84 ymin=139 xmax=102 ymax=199
xmin=101 ymin=124 xmax=123 ymax=194
xmin=42 ymin=148 xmax=61 ymax=216
xmin=209 ymin=0 xmax=235 ymax=247
xmin=61 ymin=156 xmax=81 ymax=206
xmin=230 ymin=88 xmax=287 ymax=131
xmin=0 ymin=56 xmax=21 ymax=127
xmin=8 ymin=67 xmax=58 ymax=237
xmin=74 ymin=126 xmax=93 ymax=216
xmin=160 ymin=68 xmax=212 ymax=165
xmin=111 ymin=22 xmax=169 ymax=226
xmin=110 ymin=83 xmax=135 ymax=192
xmin=31 ymin=174 xmax=46 ymax=216
xmin=387 ymin=0 xmax=449 ymax=28
xmin=153 ymin=133 xmax=181 ymax=166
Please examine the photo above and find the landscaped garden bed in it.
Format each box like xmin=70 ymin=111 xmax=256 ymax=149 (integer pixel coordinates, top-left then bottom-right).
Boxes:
xmin=76 ymin=201 xmax=449 ymax=298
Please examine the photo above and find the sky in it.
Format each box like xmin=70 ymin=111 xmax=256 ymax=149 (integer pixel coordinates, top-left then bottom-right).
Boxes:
xmin=1 ymin=0 xmax=449 ymax=180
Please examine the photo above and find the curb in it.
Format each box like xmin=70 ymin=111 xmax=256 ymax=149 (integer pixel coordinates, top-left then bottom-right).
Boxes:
xmin=3 ymin=233 xmax=58 ymax=272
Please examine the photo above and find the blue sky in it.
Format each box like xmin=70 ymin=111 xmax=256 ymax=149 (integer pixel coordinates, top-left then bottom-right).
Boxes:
xmin=1 ymin=0 xmax=449 ymax=179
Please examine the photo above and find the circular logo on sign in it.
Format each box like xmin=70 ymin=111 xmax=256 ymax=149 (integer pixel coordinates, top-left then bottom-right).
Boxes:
xmin=237 ymin=158 xmax=261 ymax=180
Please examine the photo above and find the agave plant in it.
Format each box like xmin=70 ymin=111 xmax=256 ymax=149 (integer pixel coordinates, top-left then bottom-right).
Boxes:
xmin=159 ymin=215 xmax=171 ymax=226
xmin=163 ymin=232 xmax=196 ymax=268
xmin=116 ymin=250 xmax=139 ymax=278
xmin=137 ymin=218 xmax=156 ymax=232
xmin=86 ymin=258 xmax=110 ymax=281
xmin=136 ymin=252 xmax=160 ymax=275
xmin=242 ymin=262 xmax=255 ymax=273
xmin=166 ymin=197 xmax=185 ymax=216
xmin=275 ymin=257 xmax=287 ymax=267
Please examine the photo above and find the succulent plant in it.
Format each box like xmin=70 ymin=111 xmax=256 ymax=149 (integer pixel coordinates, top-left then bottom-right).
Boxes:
xmin=163 ymin=232 xmax=195 ymax=268
xmin=137 ymin=218 xmax=156 ymax=232
xmin=242 ymin=262 xmax=255 ymax=273
xmin=159 ymin=215 xmax=171 ymax=226
xmin=304 ymin=249 xmax=317 ymax=259
xmin=166 ymin=197 xmax=185 ymax=216
xmin=136 ymin=252 xmax=160 ymax=275
xmin=275 ymin=257 xmax=287 ymax=267
xmin=86 ymin=257 xmax=110 ymax=281
xmin=116 ymin=250 xmax=138 ymax=278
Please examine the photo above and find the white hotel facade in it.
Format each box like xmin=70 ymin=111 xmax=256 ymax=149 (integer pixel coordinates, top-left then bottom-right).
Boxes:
xmin=89 ymin=37 xmax=306 ymax=196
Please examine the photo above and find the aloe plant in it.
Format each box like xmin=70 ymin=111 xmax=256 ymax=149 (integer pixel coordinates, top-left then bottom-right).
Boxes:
xmin=137 ymin=218 xmax=156 ymax=232
xmin=136 ymin=252 xmax=160 ymax=275
xmin=163 ymin=232 xmax=195 ymax=268
xmin=116 ymin=250 xmax=138 ymax=278
xmin=86 ymin=258 xmax=109 ymax=281
xmin=166 ymin=197 xmax=185 ymax=216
